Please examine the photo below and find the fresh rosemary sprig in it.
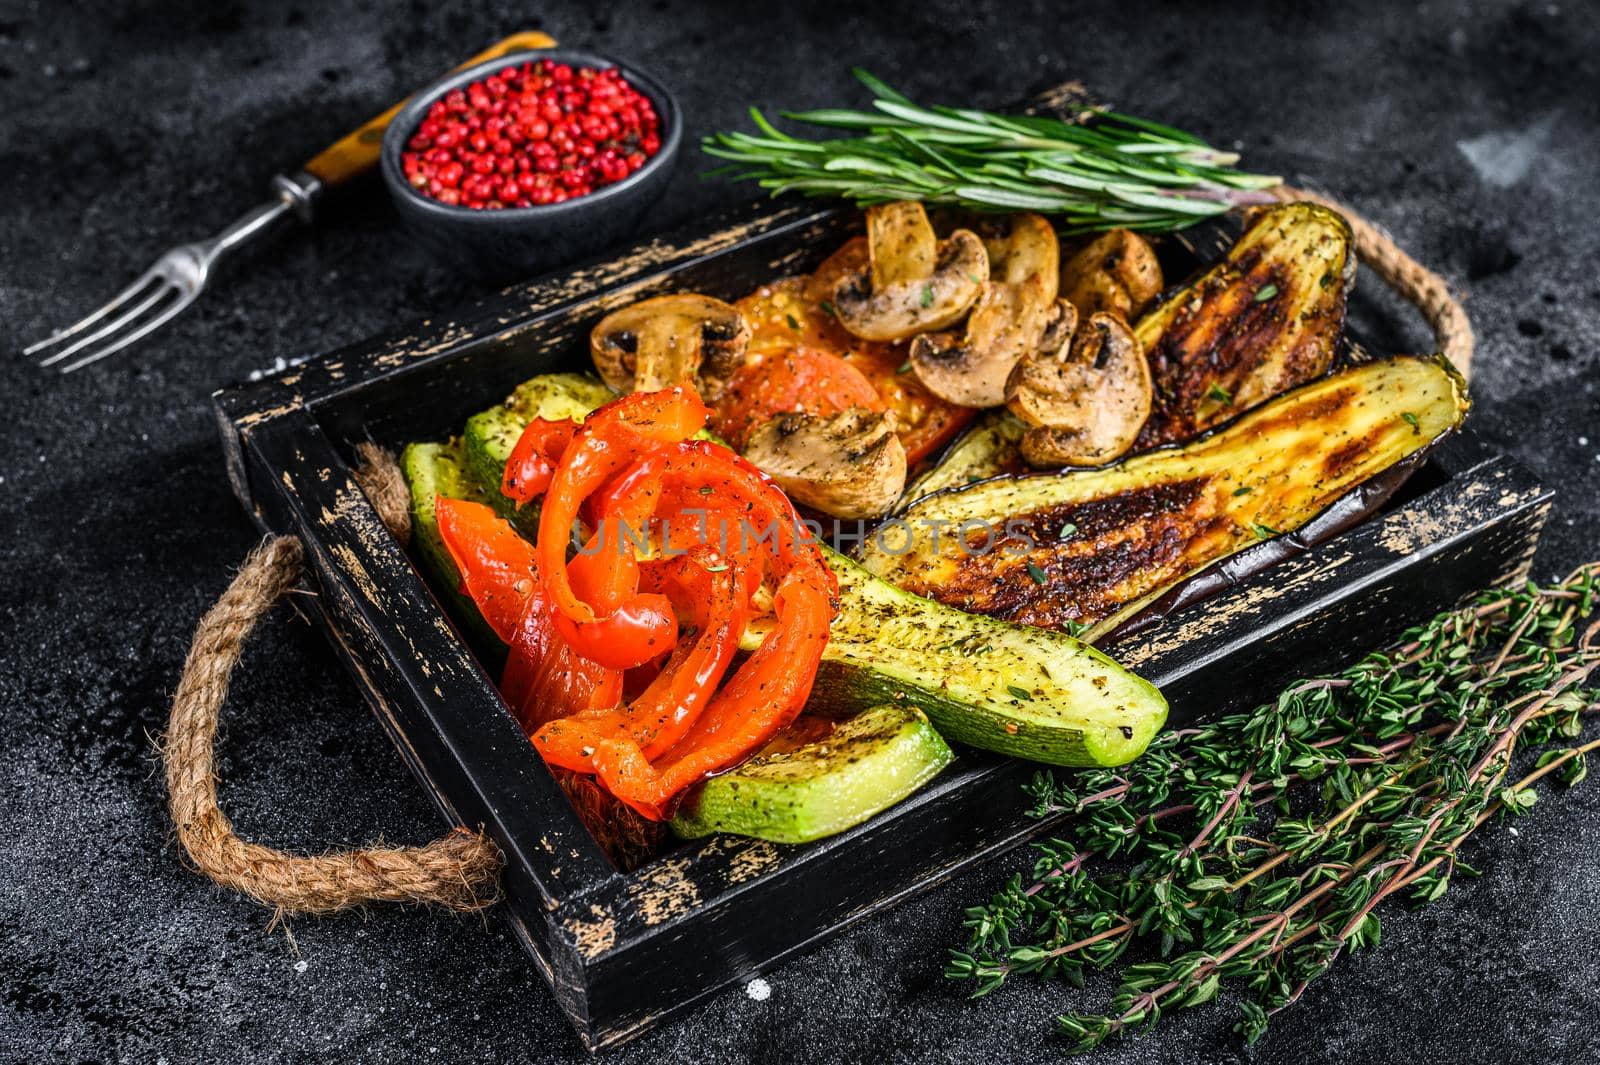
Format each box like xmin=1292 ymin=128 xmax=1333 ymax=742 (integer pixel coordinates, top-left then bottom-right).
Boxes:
xmin=947 ymin=564 xmax=1600 ymax=1052
xmin=703 ymin=69 xmax=1281 ymax=233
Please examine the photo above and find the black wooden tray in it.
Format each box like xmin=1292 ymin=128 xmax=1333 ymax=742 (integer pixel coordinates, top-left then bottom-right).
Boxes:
xmin=213 ymin=197 xmax=1549 ymax=1051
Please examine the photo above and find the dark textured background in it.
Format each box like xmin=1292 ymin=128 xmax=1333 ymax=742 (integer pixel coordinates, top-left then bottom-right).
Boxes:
xmin=2 ymin=1 xmax=1598 ymax=1061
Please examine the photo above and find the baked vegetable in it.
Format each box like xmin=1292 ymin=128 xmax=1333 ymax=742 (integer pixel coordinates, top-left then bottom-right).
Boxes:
xmin=741 ymin=268 xmax=977 ymax=464
xmin=831 ymin=201 xmax=988 ymax=341
xmin=898 ymin=409 xmax=1028 ymax=505
xmin=445 ymin=371 xmax=1169 ymax=768
xmin=400 ymin=440 xmax=501 ymax=647
xmin=1134 ymin=202 xmax=1355 ymax=449
xmin=903 ymin=204 xmax=1357 ymax=487
xmin=519 ymin=388 xmax=841 ymax=819
xmin=669 ymin=705 xmax=954 ymax=844
xmin=764 ymin=550 xmax=1168 ymax=766
xmin=742 ymin=406 xmax=908 ymax=519
xmin=1059 ymin=228 xmax=1164 ymax=321
xmin=862 ymin=355 xmax=1469 ymax=638
xmin=909 ymin=212 xmax=1058 ymax=407
xmin=1006 ymin=309 xmax=1152 ymax=468
xmin=462 ymin=372 xmax=615 ymax=532
xmin=590 ymin=294 xmax=752 ymax=399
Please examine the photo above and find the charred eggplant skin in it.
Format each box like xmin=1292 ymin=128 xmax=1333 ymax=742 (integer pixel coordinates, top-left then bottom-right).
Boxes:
xmin=1134 ymin=202 xmax=1355 ymax=449
xmin=861 ymin=355 xmax=1469 ymax=637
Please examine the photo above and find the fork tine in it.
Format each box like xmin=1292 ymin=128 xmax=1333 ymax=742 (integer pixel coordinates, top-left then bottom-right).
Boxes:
xmin=56 ymin=289 xmax=197 ymax=375
xmin=35 ymin=281 xmax=175 ymax=369
xmin=25 ymin=268 xmax=168 ymax=360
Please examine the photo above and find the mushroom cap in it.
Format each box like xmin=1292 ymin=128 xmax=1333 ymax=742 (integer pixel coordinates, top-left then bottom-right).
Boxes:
xmin=908 ymin=272 xmax=1056 ymax=408
xmin=977 ymin=212 xmax=1060 ymax=296
xmin=1007 ymin=310 xmax=1152 ymax=468
xmin=742 ymin=406 xmax=907 ymax=519
xmin=1059 ymin=228 xmax=1164 ymax=322
xmin=590 ymin=294 xmax=752 ymax=398
xmin=830 ymin=202 xmax=988 ymax=342
xmin=906 ymin=212 xmax=1061 ymax=408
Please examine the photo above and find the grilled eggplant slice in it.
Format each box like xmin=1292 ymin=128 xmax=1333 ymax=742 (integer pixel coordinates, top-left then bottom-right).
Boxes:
xmin=899 ymin=409 xmax=1029 ymax=505
xmin=861 ymin=355 xmax=1468 ymax=638
xmin=1134 ymin=202 xmax=1355 ymax=449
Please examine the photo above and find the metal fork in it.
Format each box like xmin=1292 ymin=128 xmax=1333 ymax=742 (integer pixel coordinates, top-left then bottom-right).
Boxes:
xmin=27 ymin=174 xmax=319 ymax=374
xmin=23 ymin=30 xmax=557 ymax=375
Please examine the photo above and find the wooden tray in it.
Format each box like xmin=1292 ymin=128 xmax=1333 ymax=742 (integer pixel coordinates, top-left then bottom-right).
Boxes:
xmin=213 ymin=197 xmax=1549 ymax=1051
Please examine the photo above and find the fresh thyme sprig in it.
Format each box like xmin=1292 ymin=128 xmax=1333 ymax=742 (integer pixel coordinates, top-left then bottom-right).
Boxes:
xmin=703 ymin=69 xmax=1281 ymax=233
xmin=947 ymin=564 xmax=1600 ymax=1052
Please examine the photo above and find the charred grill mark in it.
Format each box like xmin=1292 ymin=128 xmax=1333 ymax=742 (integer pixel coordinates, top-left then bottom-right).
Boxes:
xmin=1135 ymin=208 xmax=1351 ymax=451
xmin=929 ymin=478 xmax=1213 ymax=627
xmin=1009 ymin=478 xmax=1208 ymax=544
xmin=1322 ymin=428 xmax=1386 ymax=481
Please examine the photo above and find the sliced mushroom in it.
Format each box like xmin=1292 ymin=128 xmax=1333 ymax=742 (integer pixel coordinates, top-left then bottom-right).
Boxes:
xmin=1059 ymin=229 xmax=1164 ymax=322
xmin=908 ymin=213 xmax=1060 ymax=407
xmin=590 ymin=294 xmax=752 ymax=399
xmin=804 ymin=235 xmax=867 ymax=306
xmin=830 ymin=202 xmax=988 ymax=342
xmin=742 ymin=407 xmax=907 ymax=519
xmin=1007 ymin=310 xmax=1152 ymax=468
xmin=976 ymin=212 xmax=1061 ymax=297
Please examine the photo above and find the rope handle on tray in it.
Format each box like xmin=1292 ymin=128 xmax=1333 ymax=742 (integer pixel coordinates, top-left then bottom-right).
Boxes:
xmin=163 ymin=191 xmax=1472 ymax=916
xmin=162 ymin=445 xmax=502 ymax=914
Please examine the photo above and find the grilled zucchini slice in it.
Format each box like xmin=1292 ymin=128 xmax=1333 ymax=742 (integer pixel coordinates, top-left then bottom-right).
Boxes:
xmin=669 ymin=705 xmax=954 ymax=843
xmin=1135 ymin=202 xmax=1355 ymax=449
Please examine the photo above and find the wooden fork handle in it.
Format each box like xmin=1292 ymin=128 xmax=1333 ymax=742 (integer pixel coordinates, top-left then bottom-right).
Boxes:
xmin=301 ymin=30 xmax=558 ymax=188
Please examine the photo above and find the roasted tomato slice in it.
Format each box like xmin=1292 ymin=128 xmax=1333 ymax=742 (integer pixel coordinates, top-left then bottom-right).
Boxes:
xmin=735 ymin=271 xmax=977 ymax=464
xmin=712 ymin=347 xmax=884 ymax=450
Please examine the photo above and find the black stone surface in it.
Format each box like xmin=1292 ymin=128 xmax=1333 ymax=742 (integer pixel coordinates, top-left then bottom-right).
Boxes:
xmin=2 ymin=1 xmax=1597 ymax=1062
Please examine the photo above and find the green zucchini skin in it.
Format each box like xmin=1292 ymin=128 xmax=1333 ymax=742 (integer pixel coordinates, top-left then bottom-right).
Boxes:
xmin=669 ymin=705 xmax=954 ymax=844
xmin=462 ymin=372 xmax=616 ymax=534
xmin=783 ymin=551 xmax=1167 ymax=766
xmin=400 ymin=440 xmax=503 ymax=651
xmin=432 ymin=371 xmax=1170 ymax=769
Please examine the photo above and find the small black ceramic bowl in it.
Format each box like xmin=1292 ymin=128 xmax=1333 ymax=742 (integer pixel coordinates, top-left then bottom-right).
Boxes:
xmin=381 ymin=49 xmax=681 ymax=279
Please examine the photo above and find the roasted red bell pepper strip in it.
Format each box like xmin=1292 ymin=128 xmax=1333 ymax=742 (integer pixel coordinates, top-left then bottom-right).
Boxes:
xmin=653 ymin=441 xmax=835 ymax=597
xmin=497 ymin=386 xmax=840 ymax=819
xmin=502 ymin=594 xmax=623 ymax=730
xmin=536 ymin=386 xmax=708 ymax=623
xmin=502 ymin=417 xmax=577 ymax=506
xmin=435 ymin=497 xmax=620 ymax=731
xmin=554 ymin=529 xmax=680 ymax=670
xmin=533 ymin=550 xmax=749 ymax=792
xmin=570 ymin=565 xmax=832 ymax=818
xmin=436 ymin=495 xmax=538 ymax=642
xmin=652 ymin=565 xmax=832 ymax=786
